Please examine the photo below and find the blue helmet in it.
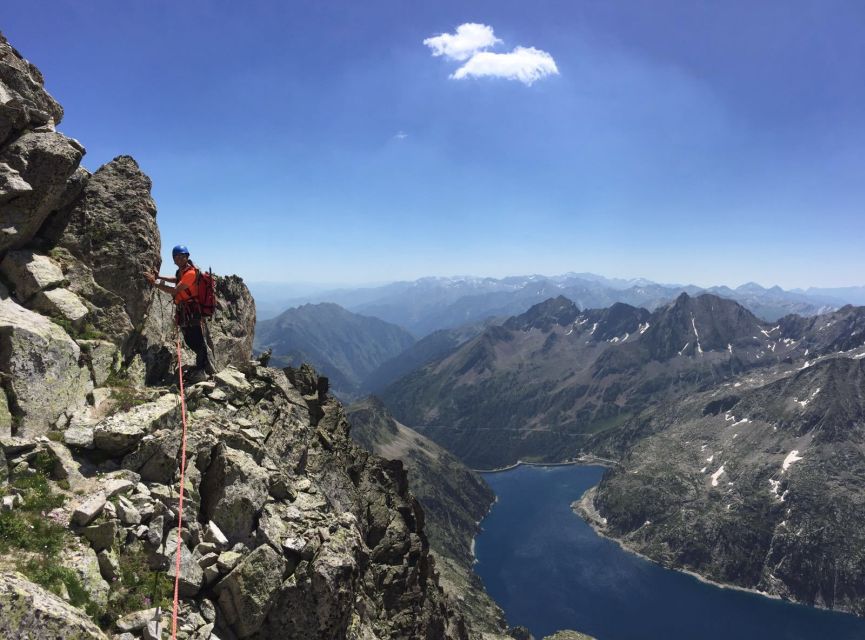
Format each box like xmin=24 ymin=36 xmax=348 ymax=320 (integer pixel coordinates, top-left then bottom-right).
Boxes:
xmin=172 ymin=244 xmax=190 ymax=257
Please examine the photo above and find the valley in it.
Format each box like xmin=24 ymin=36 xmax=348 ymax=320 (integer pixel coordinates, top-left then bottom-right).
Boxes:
xmin=258 ymin=283 xmax=865 ymax=624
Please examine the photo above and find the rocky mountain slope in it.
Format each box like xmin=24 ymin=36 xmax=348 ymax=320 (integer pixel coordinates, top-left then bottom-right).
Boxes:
xmin=580 ymin=349 xmax=865 ymax=616
xmin=254 ymin=302 xmax=416 ymax=398
xmin=348 ymin=397 xmax=506 ymax=635
xmin=361 ymin=320 xmax=492 ymax=394
xmin=0 ymin=32 xmax=501 ymax=639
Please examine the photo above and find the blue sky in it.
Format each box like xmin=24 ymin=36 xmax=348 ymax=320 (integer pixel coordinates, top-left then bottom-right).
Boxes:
xmin=4 ymin=0 xmax=864 ymax=288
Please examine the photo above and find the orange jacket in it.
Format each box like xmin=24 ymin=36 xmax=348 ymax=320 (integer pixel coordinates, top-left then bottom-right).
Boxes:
xmin=174 ymin=264 xmax=199 ymax=304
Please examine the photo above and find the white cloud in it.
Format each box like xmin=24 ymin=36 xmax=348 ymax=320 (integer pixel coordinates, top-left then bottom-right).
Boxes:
xmin=394 ymin=131 xmax=408 ymax=140
xmin=451 ymin=46 xmax=559 ymax=86
xmin=423 ymin=23 xmax=501 ymax=62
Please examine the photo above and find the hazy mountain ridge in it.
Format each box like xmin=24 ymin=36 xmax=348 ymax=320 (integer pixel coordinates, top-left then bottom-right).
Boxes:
xmin=254 ymin=302 xmax=416 ymax=397
xmin=252 ymin=274 xmax=848 ymax=333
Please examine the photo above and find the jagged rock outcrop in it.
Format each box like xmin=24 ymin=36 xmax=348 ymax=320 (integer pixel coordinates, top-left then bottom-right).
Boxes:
xmin=44 ymin=361 xmax=468 ymax=639
xmin=348 ymin=397 xmax=508 ymax=636
xmin=0 ymin=249 xmax=65 ymax=300
xmin=0 ymin=130 xmax=84 ymax=252
xmin=0 ymin=33 xmax=84 ymax=253
xmin=56 ymin=155 xmax=160 ymax=354
xmin=0 ymin=35 xmax=63 ymax=144
xmin=210 ymin=273 xmax=256 ymax=370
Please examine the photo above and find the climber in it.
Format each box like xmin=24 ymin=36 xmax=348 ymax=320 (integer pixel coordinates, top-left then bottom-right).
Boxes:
xmin=145 ymin=244 xmax=214 ymax=381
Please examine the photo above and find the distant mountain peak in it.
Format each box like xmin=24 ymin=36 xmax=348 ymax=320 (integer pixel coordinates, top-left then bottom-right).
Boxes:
xmin=645 ymin=293 xmax=762 ymax=359
xmin=583 ymin=302 xmax=651 ymax=342
xmin=737 ymin=281 xmax=767 ymax=293
xmin=504 ymin=295 xmax=579 ymax=331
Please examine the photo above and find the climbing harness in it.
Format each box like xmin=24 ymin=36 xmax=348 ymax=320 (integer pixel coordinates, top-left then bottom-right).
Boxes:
xmin=170 ymin=331 xmax=191 ymax=639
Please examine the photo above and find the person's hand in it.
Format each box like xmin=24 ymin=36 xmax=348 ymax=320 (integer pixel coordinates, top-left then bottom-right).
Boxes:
xmin=144 ymin=271 xmax=156 ymax=285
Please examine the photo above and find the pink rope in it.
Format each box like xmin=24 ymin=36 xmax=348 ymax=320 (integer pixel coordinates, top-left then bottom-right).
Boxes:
xmin=170 ymin=333 xmax=190 ymax=639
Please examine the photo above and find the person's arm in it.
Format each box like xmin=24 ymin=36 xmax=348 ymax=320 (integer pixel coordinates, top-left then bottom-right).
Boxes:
xmin=144 ymin=271 xmax=181 ymax=295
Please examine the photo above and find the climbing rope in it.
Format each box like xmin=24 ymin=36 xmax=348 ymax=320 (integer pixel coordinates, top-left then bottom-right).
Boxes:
xmin=170 ymin=331 xmax=191 ymax=639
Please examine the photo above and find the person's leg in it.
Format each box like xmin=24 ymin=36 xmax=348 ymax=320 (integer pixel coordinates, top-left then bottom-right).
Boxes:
xmin=181 ymin=325 xmax=209 ymax=371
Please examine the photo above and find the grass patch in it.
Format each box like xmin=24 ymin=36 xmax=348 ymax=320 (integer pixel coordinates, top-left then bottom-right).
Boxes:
xmin=49 ymin=316 xmax=106 ymax=341
xmin=20 ymin=557 xmax=103 ymax=621
xmin=103 ymin=543 xmax=173 ymax=624
xmin=109 ymin=387 xmax=149 ymax=413
xmin=105 ymin=369 xmax=150 ymax=413
xmin=11 ymin=471 xmax=65 ymax=512
xmin=104 ymin=368 xmax=132 ymax=388
xmin=0 ymin=471 xmax=67 ymax=554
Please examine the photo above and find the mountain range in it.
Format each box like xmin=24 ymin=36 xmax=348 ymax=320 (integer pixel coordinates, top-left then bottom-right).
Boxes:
xmin=251 ymin=273 xmax=847 ymax=334
xmin=381 ymin=293 xmax=865 ymax=469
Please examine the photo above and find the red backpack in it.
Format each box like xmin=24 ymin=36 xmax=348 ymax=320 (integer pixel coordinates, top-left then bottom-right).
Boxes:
xmin=195 ymin=268 xmax=217 ymax=318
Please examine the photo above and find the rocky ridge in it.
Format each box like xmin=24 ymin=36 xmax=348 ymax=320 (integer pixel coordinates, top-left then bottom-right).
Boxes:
xmin=0 ymin=31 xmax=484 ymax=639
xmin=348 ymin=397 xmax=507 ymax=636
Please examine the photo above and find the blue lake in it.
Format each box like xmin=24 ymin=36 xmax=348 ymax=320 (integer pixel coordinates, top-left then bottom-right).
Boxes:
xmin=474 ymin=464 xmax=865 ymax=640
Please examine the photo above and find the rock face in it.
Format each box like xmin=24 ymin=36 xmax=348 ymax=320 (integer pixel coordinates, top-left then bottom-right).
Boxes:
xmin=0 ymin=296 xmax=90 ymax=434
xmin=348 ymin=396 xmax=507 ymax=636
xmin=0 ymin=35 xmax=63 ymax=145
xmin=0 ymin=249 xmax=65 ymax=301
xmin=0 ymin=131 xmax=84 ymax=254
xmin=210 ymin=273 xmax=256 ymax=370
xmin=0 ymin=571 xmax=108 ymax=640
xmin=57 ymin=155 xmax=160 ymax=354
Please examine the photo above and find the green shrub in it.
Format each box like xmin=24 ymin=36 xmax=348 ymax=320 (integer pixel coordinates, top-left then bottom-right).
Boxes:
xmin=0 ymin=509 xmax=67 ymax=554
xmin=104 ymin=368 xmax=131 ymax=388
xmin=48 ymin=316 xmax=106 ymax=341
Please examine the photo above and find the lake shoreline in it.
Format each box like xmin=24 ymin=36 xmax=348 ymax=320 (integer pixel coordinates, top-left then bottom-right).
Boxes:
xmin=572 ymin=485 xmax=861 ymax=619
xmin=473 ymin=463 xmax=865 ymax=639
xmin=474 ymin=454 xmax=617 ymax=474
